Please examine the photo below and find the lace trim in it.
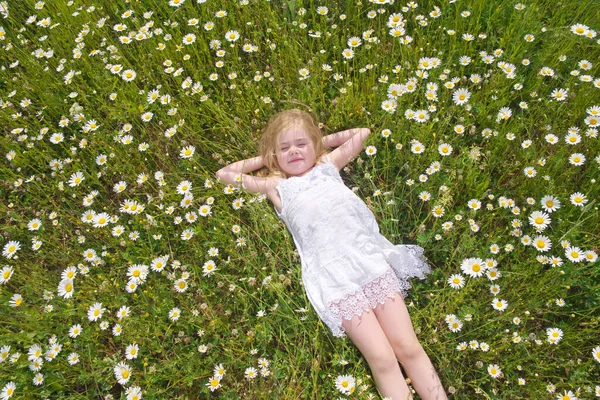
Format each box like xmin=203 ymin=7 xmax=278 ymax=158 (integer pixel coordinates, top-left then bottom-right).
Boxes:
xmin=327 ymin=266 xmax=411 ymax=325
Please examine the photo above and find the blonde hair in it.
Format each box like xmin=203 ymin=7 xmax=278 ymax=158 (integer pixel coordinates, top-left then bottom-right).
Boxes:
xmin=258 ymin=109 xmax=328 ymax=179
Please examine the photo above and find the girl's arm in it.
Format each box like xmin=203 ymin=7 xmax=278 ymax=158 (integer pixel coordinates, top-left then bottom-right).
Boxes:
xmin=322 ymin=128 xmax=369 ymax=148
xmin=325 ymin=128 xmax=371 ymax=170
xmin=215 ymin=156 xmax=274 ymax=194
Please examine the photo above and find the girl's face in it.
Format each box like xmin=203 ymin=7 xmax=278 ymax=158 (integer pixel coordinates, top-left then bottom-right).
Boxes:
xmin=276 ymin=124 xmax=317 ymax=177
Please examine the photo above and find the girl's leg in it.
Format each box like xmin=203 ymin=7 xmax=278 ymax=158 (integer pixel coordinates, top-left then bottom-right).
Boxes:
xmin=342 ymin=310 xmax=413 ymax=400
xmin=373 ymin=293 xmax=447 ymax=400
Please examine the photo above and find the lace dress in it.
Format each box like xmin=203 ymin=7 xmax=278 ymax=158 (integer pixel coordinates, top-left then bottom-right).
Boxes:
xmin=274 ymin=155 xmax=431 ymax=337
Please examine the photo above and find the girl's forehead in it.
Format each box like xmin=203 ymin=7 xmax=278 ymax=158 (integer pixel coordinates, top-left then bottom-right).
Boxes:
xmin=278 ymin=125 xmax=309 ymax=143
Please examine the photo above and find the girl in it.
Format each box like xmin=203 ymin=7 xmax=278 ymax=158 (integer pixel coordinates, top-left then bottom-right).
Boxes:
xmin=216 ymin=109 xmax=446 ymax=400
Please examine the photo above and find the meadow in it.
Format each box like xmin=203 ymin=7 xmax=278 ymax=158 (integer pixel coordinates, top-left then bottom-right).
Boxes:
xmin=0 ymin=0 xmax=599 ymax=398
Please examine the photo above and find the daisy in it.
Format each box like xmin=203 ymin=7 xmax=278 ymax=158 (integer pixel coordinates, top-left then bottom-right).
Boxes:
xmin=557 ymin=390 xmax=578 ymax=400
xmin=68 ymin=353 xmax=80 ymax=365
xmin=334 ymin=374 xmax=355 ymax=395
xmin=127 ymin=264 xmax=148 ymax=283
xmin=565 ymin=246 xmax=584 ymax=262
xmin=2 ymin=241 xmax=20 ymax=259
xmin=452 ymin=88 xmax=471 ymax=105
xmin=141 ymin=112 xmax=153 ymax=122
xmin=467 ymin=199 xmax=481 ymax=210
xmin=182 ymin=33 xmax=196 ymax=45
xmin=125 ymin=343 xmax=139 ymax=360
xmin=93 ymin=212 xmax=110 ymax=228
xmin=68 ymin=324 xmax=82 ymax=338
xmin=206 ymin=376 xmax=221 ymax=392
xmin=460 ymin=257 xmax=485 ymax=278
xmin=447 ymin=319 xmax=463 ymax=332
xmin=27 ymin=218 xmax=42 ymax=231
xmin=412 ymin=109 xmax=429 ymax=123
xmin=214 ymin=363 xmax=226 ymax=378
xmin=546 ymin=327 xmax=563 ymax=344
xmin=181 ymin=229 xmax=194 ymax=241
xmin=438 ymin=143 xmax=452 ymax=156
xmin=174 ymin=278 xmax=188 ymax=292
xmin=347 ymin=36 xmax=362 ymax=48
xmin=9 ymin=294 xmax=23 ymax=307
xmin=492 ymin=298 xmax=508 ymax=311
xmin=529 ymin=211 xmax=551 ymax=229
xmin=177 ymin=180 xmax=192 ymax=194
xmin=33 ymin=373 xmax=43 ymax=386
xmin=57 ymin=279 xmax=75 ymax=298
xmin=113 ymin=361 xmax=132 ymax=385
xmin=245 ymin=366 xmax=258 ymax=380
xmin=1 ymin=266 xmax=14 ymax=284
xmin=569 ymin=192 xmax=587 ymax=206
xmin=126 ymin=386 xmax=143 ymax=400
xmin=224 ymin=30 xmax=240 ymax=42
xmin=564 ymin=132 xmax=581 ymax=145
xmin=592 ymin=346 xmax=600 ymax=363
xmin=203 ymin=260 xmax=217 ymax=277
xmin=121 ymin=69 xmax=136 ymax=82
xmin=87 ymin=302 xmax=105 ymax=322
xmin=0 ymin=382 xmax=16 ymax=399
xmin=365 ymin=145 xmax=377 ymax=156
xmin=199 ymin=204 xmax=212 ymax=217
xmin=431 ymin=205 xmax=445 ymax=218
xmin=487 ymin=364 xmax=502 ymax=378
xmin=568 ymin=153 xmax=585 ymax=166
xmin=169 ymin=307 xmax=181 ymax=321
xmin=180 ymin=145 xmax=195 ymax=159
xmin=541 ymin=195 xmax=560 ymax=212
xmin=570 ymin=23 xmax=589 ymax=36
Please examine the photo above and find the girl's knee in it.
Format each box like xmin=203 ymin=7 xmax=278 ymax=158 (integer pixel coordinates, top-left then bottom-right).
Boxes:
xmin=393 ymin=339 xmax=425 ymax=364
xmin=366 ymin=347 xmax=399 ymax=374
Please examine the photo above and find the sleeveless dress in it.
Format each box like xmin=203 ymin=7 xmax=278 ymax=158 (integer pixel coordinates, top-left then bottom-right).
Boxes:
xmin=274 ymin=155 xmax=431 ymax=337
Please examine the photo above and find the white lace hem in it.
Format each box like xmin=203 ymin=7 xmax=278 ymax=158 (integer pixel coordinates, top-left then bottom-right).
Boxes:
xmin=326 ymin=266 xmax=411 ymax=337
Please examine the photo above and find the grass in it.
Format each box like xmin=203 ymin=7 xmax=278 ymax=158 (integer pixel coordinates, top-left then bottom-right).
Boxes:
xmin=0 ymin=0 xmax=599 ymax=398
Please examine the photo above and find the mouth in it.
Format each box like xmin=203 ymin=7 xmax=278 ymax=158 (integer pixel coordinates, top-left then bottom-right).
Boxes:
xmin=289 ymin=158 xmax=303 ymax=163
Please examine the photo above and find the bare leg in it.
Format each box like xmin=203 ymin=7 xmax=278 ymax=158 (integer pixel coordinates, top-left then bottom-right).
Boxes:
xmin=342 ymin=310 xmax=413 ymax=400
xmin=374 ymin=293 xmax=447 ymax=400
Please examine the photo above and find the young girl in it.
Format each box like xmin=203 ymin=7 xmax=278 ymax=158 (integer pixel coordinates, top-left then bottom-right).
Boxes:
xmin=216 ymin=109 xmax=447 ymax=400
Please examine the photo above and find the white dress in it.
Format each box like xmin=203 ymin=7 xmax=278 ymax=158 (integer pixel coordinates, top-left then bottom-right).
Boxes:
xmin=274 ymin=155 xmax=431 ymax=337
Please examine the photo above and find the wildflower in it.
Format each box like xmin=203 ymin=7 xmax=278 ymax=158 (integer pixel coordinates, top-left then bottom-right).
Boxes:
xmin=113 ymin=361 xmax=132 ymax=385
xmin=565 ymin=246 xmax=584 ymax=262
xmin=121 ymin=69 xmax=136 ymax=82
xmin=203 ymin=260 xmax=217 ymax=277
xmin=125 ymin=344 xmax=139 ymax=360
xmin=0 ymin=266 xmax=14 ymax=284
xmin=0 ymin=382 xmax=16 ymax=399
xmin=68 ymin=353 xmax=80 ymax=365
xmin=214 ymin=363 xmax=226 ymax=378
xmin=487 ymin=364 xmax=502 ymax=378
xmin=492 ymin=298 xmax=508 ymax=311
xmin=452 ymin=88 xmax=471 ymax=105
xmin=9 ymin=294 xmax=23 ymax=307
xmin=334 ymin=374 xmax=356 ymax=395
xmin=569 ymin=192 xmax=587 ymax=207
xmin=169 ymin=307 xmax=181 ymax=321
xmin=460 ymin=258 xmax=485 ymax=278
xmin=245 ymin=367 xmax=258 ymax=380
xmin=592 ymin=346 xmax=600 ymax=363
xmin=58 ymin=279 xmax=75 ymax=298
xmin=365 ymin=145 xmax=377 ymax=156
xmin=87 ymin=302 xmax=105 ymax=322
xmin=206 ymin=376 xmax=221 ymax=392
xmin=556 ymin=390 xmax=578 ymax=400
xmin=529 ymin=211 xmax=551 ymax=230
xmin=550 ymin=88 xmax=568 ymax=101
xmin=180 ymin=145 xmax=195 ymax=159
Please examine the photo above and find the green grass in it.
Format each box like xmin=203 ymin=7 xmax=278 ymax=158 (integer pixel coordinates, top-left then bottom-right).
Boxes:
xmin=1 ymin=0 xmax=599 ymax=398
